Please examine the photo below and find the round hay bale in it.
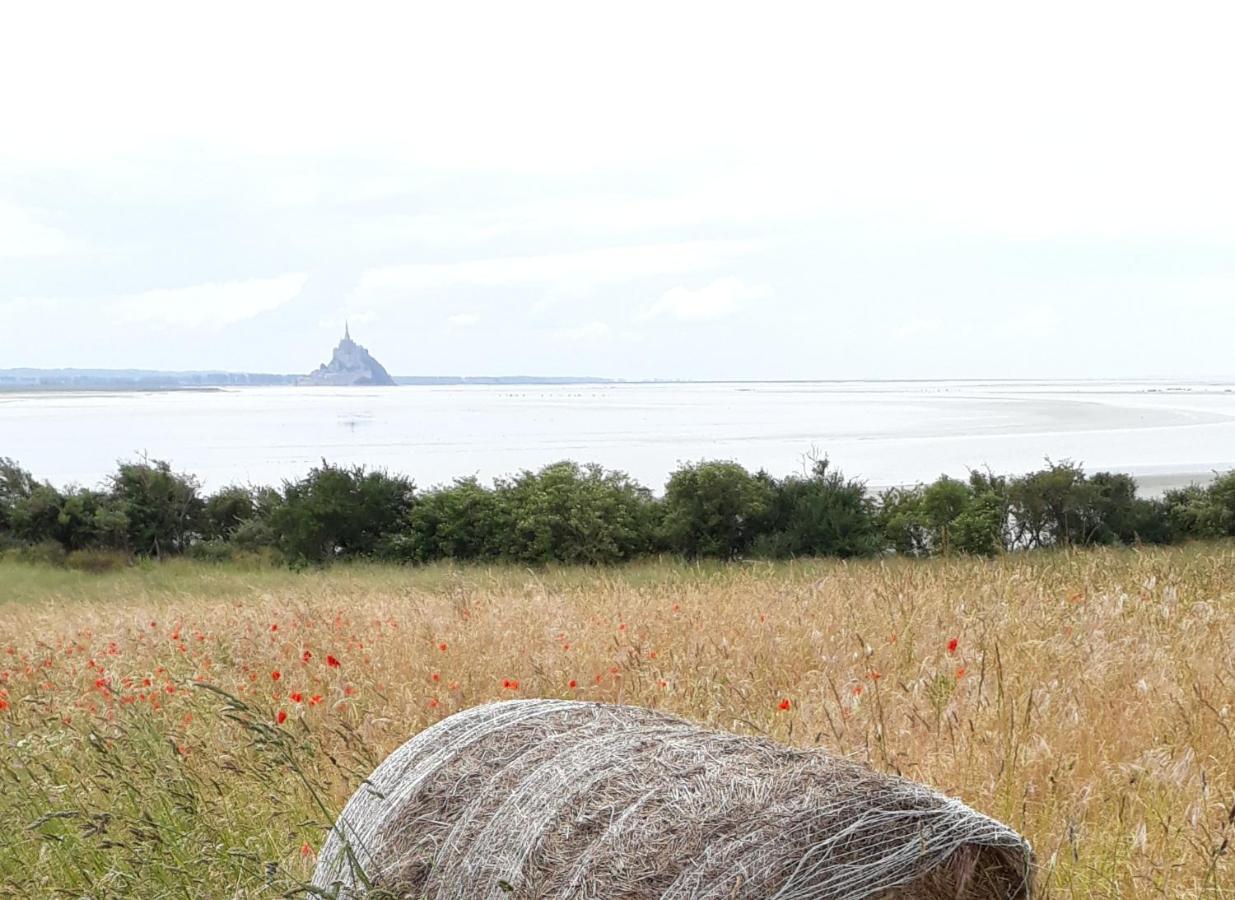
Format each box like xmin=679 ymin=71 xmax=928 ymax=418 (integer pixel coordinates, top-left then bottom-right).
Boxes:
xmin=313 ymin=700 xmax=1032 ymax=899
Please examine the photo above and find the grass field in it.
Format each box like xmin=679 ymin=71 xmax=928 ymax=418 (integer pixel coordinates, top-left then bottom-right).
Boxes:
xmin=1 ymin=547 xmax=1233 ymax=898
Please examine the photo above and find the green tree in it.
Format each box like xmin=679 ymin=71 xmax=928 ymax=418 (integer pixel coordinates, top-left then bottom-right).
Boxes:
xmin=110 ymin=459 xmax=204 ymax=557
xmin=202 ymin=486 xmax=261 ymax=541
xmin=1206 ymin=471 xmax=1235 ymax=536
xmin=9 ymin=483 xmax=66 ymax=545
xmin=269 ymin=463 xmax=415 ymax=564
xmin=403 ymin=477 xmax=506 ymax=562
xmin=0 ymin=458 xmax=38 ymax=536
xmin=1008 ymin=460 xmax=1097 ymax=548
xmin=56 ymin=488 xmax=129 ymax=551
xmin=661 ymin=461 xmax=771 ymax=560
xmin=757 ymin=459 xmax=880 ymax=558
xmin=1164 ymin=471 xmax=1235 ymax=540
xmin=494 ymin=462 xmax=658 ymax=564
xmin=875 ymin=485 xmax=929 ymax=556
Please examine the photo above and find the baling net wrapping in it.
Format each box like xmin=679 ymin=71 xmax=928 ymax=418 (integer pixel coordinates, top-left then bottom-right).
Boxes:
xmin=313 ymin=699 xmax=1032 ymax=899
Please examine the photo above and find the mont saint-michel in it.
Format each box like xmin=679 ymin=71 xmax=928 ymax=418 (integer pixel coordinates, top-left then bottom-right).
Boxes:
xmin=299 ymin=324 xmax=396 ymax=387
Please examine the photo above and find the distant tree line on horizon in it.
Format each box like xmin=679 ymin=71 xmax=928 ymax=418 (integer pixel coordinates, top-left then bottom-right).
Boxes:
xmin=1 ymin=455 xmax=1233 ymax=570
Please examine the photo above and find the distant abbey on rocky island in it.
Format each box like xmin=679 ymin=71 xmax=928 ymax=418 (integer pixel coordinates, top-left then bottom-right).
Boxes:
xmin=300 ymin=324 xmax=397 ymax=387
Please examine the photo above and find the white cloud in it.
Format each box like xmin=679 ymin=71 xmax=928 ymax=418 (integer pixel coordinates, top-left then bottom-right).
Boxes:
xmin=112 ymin=273 xmax=307 ymax=330
xmin=551 ymin=321 xmax=611 ymax=343
xmin=997 ymin=306 xmax=1061 ymax=340
xmin=0 ymin=202 xmax=72 ymax=256
xmin=319 ymin=310 xmax=377 ymax=330
xmin=448 ymin=313 xmax=480 ymax=327
xmin=350 ymin=240 xmax=760 ymax=304
xmin=894 ymin=317 xmax=946 ymax=340
xmin=640 ymin=278 xmax=771 ymax=322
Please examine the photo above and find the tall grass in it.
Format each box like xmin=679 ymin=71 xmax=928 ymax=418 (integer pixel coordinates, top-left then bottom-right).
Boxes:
xmin=1 ymin=546 xmax=1232 ymax=897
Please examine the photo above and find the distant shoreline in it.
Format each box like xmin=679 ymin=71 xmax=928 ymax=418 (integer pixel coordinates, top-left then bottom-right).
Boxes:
xmin=3 ymin=369 xmax=1234 ymax=394
xmin=0 ymin=370 xmax=620 ymax=391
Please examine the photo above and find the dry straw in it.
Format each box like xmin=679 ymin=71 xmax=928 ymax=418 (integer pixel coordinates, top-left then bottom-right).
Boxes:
xmin=313 ymin=699 xmax=1032 ymax=899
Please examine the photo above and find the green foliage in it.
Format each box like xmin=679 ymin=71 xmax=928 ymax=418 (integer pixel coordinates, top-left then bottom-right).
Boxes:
xmin=1207 ymin=471 xmax=1235 ymax=536
xmin=951 ymin=475 xmax=1011 ymax=556
xmin=9 ymin=483 xmax=66 ymax=545
xmin=661 ymin=461 xmax=772 ymax=559
xmin=1164 ymin=472 xmax=1235 ymax=540
xmin=874 ymin=472 xmax=1008 ymax=557
xmin=2 ymin=455 xmax=1233 ymax=568
xmin=494 ymin=462 xmax=659 ymax=564
xmin=201 ymin=485 xmax=260 ymax=541
xmin=1007 ymin=460 xmax=1095 ymax=548
xmin=111 ymin=460 xmax=204 ymax=557
xmin=1006 ymin=462 xmax=1177 ymax=549
xmin=13 ymin=539 xmax=69 ymax=567
xmin=875 ymin=485 xmax=929 ymax=556
xmin=755 ymin=459 xmax=880 ymax=558
xmin=64 ymin=548 xmax=131 ymax=573
xmin=187 ymin=539 xmax=241 ymax=564
xmin=57 ymin=488 xmax=130 ymax=551
xmin=269 ymin=463 xmax=415 ymax=564
xmin=0 ymin=457 xmax=38 ymax=533
xmin=402 ymin=477 xmax=507 ymax=563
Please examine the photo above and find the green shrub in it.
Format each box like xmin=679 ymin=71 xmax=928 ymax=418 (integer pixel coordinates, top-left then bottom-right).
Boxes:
xmin=9 ymin=484 xmax=66 ymax=545
xmin=187 ymin=539 xmax=239 ymax=564
xmin=404 ymin=477 xmax=505 ymax=563
xmin=0 ymin=457 xmax=38 ymax=536
xmin=1164 ymin=472 xmax=1235 ymax=540
xmin=64 ymin=549 xmax=131 ymax=574
xmin=56 ymin=488 xmax=130 ymax=551
xmin=268 ymin=463 xmax=415 ymax=564
xmin=662 ymin=461 xmax=771 ymax=560
xmin=15 ymin=540 xmax=68 ymax=567
xmin=494 ymin=462 xmax=659 ymax=565
xmin=756 ymin=459 xmax=879 ymax=558
xmin=875 ymin=486 xmax=929 ymax=556
xmin=110 ymin=459 xmax=204 ymax=557
xmin=201 ymin=486 xmax=261 ymax=541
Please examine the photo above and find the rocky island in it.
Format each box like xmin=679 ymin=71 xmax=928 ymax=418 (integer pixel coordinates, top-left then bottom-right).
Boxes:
xmin=300 ymin=324 xmax=397 ymax=386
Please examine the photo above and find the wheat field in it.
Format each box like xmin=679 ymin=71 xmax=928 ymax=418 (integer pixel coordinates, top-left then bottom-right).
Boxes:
xmin=0 ymin=547 xmax=1232 ymax=898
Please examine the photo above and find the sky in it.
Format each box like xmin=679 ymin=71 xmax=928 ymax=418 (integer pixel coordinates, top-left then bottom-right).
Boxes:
xmin=2 ymin=1 xmax=1234 ymax=380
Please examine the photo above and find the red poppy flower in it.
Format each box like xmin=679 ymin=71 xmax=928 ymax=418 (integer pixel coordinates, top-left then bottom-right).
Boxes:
xmin=947 ymin=638 xmax=959 ymax=655
xmin=568 ymin=679 xmax=578 ymax=689
xmin=302 ymin=650 xmax=312 ymax=663
xmin=276 ymin=710 xmax=288 ymax=725
xmin=271 ymin=670 xmax=281 ymax=681
xmin=326 ymin=655 xmax=341 ymax=669
xmin=778 ymin=699 xmax=791 ymax=711
xmin=290 ymin=692 xmax=303 ymax=703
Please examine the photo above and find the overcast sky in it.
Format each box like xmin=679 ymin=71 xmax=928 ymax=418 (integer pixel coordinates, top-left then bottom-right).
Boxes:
xmin=2 ymin=2 xmax=1233 ymax=380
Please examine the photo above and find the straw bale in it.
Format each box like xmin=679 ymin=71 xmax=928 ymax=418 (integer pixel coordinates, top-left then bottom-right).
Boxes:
xmin=313 ymin=699 xmax=1031 ymax=899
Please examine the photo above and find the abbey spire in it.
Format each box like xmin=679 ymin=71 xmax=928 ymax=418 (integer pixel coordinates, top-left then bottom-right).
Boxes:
xmin=300 ymin=323 xmax=396 ymax=386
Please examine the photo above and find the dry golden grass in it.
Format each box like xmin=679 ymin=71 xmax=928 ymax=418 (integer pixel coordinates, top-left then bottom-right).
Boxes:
xmin=1 ymin=546 xmax=1232 ymax=898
